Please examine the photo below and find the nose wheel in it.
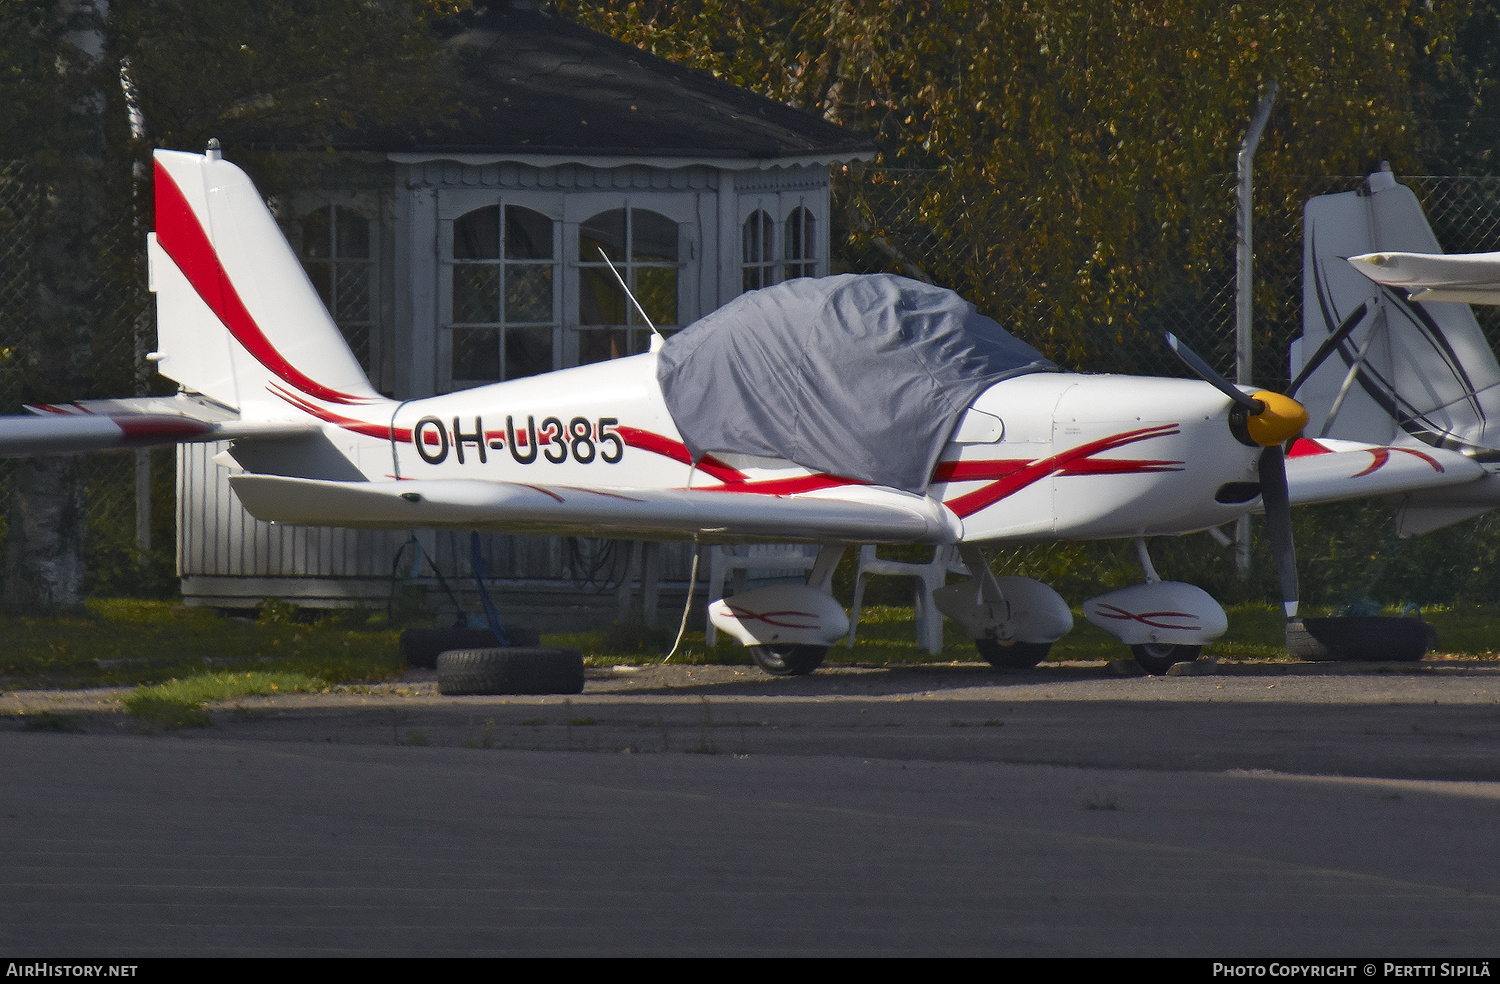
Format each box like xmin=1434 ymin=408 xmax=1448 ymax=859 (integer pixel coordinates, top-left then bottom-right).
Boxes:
xmin=1130 ymin=643 xmax=1202 ymax=674
xmin=749 ymin=644 xmax=829 ymax=676
xmin=975 ymin=638 xmax=1052 ymax=669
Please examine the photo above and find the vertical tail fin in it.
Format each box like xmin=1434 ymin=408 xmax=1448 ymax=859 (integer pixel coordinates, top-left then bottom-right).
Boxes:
xmin=1295 ymin=170 xmax=1500 ymax=455
xmin=148 ymin=148 xmax=381 ymax=415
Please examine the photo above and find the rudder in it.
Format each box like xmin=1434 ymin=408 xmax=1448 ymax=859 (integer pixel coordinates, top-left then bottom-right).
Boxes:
xmin=148 ymin=147 xmax=380 ymax=414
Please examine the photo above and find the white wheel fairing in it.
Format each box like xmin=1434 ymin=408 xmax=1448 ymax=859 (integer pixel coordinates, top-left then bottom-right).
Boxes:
xmin=1083 ymin=581 xmax=1228 ymax=647
xmin=707 ymin=584 xmax=850 ymax=648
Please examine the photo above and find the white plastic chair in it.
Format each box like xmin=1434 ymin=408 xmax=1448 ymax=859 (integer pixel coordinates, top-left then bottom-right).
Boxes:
xmin=704 ymin=543 xmax=821 ymax=646
xmin=846 ymin=544 xmax=968 ymax=655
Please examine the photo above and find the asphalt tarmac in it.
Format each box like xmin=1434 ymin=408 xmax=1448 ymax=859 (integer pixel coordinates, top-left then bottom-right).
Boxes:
xmin=3 ymin=659 xmax=1499 ymax=957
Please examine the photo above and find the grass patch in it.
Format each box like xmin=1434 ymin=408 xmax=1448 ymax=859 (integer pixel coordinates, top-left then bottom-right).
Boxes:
xmin=0 ymin=599 xmax=402 ymax=689
xmin=1413 ymin=605 xmax=1500 ymax=657
xmin=5 ymin=595 xmax=1495 ymax=709
xmin=123 ymin=670 xmax=324 ymax=728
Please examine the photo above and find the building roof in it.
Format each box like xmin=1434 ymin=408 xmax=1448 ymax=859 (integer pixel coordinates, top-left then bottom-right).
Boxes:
xmin=377 ymin=3 xmax=875 ymax=167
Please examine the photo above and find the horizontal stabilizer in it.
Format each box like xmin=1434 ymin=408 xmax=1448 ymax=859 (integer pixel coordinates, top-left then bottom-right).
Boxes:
xmin=1348 ymin=250 xmax=1500 ymax=305
xmin=228 ymin=474 xmax=958 ymax=545
xmin=1284 ymin=438 xmax=1483 ymax=507
xmin=0 ymin=413 xmax=211 ymax=457
xmin=0 ymin=397 xmax=317 ymax=457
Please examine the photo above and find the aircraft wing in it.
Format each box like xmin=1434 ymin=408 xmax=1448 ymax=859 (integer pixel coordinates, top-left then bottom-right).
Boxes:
xmin=228 ymin=474 xmax=960 ymax=545
xmin=0 ymin=396 xmax=316 ymax=457
xmin=1347 ymin=250 xmax=1500 ymax=305
xmin=1284 ymin=438 xmax=1485 ymax=506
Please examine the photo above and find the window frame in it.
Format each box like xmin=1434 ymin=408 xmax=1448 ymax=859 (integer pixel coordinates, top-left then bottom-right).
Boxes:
xmin=290 ymin=191 xmax=391 ymax=394
xmin=573 ymin=203 xmax=688 ymax=366
xmin=445 ymin=202 xmax=562 ymax=390
xmin=433 ymin=189 xmax=698 ymax=392
xmin=736 ymin=194 xmax=823 ymax=295
xmin=437 ymin=192 xmax=566 ymax=393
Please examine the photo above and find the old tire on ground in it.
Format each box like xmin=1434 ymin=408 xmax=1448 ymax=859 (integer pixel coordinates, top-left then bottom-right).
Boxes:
xmin=1131 ymin=643 xmax=1202 ymax=674
xmin=975 ymin=638 xmax=1052 ymax=669
xmin=749 ymin=644 xmax=828 ymax=676
xmin=1286 ymin=617 xmax=1428 ymax=662
xmin=436 ymin=647 xmax=585 ymax=695
xmin=401 ymin=626 xmax=541 ymax=668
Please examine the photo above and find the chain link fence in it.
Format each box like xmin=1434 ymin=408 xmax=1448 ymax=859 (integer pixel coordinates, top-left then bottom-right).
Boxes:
xmin=6 ymin=160 xmax=1500 ymax=605
xmin=0 ymin=162 xmax=177 ymax=599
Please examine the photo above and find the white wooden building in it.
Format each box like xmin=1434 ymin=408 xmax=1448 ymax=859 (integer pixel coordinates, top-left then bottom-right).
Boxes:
xmin=177 ymin=3 xmax=874 ymax=620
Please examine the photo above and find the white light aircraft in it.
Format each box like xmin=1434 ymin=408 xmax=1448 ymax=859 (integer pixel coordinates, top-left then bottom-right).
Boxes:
xmin=0 ymin=149 xmax=1473 ymax=688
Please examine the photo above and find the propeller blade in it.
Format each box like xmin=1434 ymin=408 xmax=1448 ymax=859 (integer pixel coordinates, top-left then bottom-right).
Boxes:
xmin=1287 ymin=302 xmax=1368 ymax=399
xmin=1164 ymin=333 xmax=1263 ymax=413
xmin=1258 ymin=444 xmax=1299 ymax=619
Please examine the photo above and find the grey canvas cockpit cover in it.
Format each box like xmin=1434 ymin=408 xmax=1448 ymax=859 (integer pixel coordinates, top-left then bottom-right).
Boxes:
xmin=657 ymin=274 xmax=1058 ymax=494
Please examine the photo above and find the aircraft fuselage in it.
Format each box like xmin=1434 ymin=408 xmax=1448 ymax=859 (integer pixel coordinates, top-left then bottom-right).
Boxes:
xmin=236 ymin=353 xmax=1261 ymax=545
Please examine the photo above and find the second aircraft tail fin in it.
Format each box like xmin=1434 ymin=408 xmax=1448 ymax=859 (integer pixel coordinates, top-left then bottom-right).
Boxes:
xmin=1295 ymin=168 xmax=1500 ymax=458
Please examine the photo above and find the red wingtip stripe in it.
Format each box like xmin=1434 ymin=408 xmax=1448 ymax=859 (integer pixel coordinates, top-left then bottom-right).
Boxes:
xmin=153 ymin=159 xmax=374 ymax=408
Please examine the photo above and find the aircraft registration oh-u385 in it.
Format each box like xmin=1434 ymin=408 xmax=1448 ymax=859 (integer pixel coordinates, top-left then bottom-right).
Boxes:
xmin=0 ymin=148 xmax=1472 ymax=685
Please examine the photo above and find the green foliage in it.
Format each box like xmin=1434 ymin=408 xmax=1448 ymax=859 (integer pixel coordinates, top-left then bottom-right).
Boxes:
xmin=558 ymin=1 xmax=1459 ymax=369
xmin=256 ymin=597 xmax=302 ymax=626
xmin=0 ymin=0 xmax=111 ymax=163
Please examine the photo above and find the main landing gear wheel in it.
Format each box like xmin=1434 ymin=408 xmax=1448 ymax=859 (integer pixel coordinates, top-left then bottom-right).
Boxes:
xmin=749 ymin=644 xmax=828 ymax=676
xmin=436 ymin=647 xmax=585 ymax=695
xmin=1130 ymin=643 xmax=1202 ymax=675
xmin=975 ymin=638 xmax=1052 ymax=669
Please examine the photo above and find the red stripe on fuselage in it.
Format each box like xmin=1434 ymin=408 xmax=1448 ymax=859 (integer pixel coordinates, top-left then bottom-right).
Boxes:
xmin=1056 ymin=457 xmax=1184 ymax=476
xmin=617 ymin=427 xmax=747 ymax=483
xmin=942 ymin=424 xmax=1181 ymax=518
xmin=270 ymin=384 xmax=395 ymax=440
xmin=698 ymin=473 xmax=855 ymax=496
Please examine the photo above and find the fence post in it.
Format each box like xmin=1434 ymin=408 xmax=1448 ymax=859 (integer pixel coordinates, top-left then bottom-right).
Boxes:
xmin=1235 ymin=83 xmax=1278 ymax=577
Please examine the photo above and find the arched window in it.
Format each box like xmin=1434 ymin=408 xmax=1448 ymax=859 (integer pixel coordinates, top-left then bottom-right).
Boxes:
xmin=447 ymin=204 xmax=556 ymax=387
xmin=784 ymin=206 xmax=816 ymax=279
xmin=299 ymin=204 xmax=375 ymax=372
xmin=577 ymin=208 xmax=679 ymax=365
xmin=742 ymin=210 xmax=775 ymax=291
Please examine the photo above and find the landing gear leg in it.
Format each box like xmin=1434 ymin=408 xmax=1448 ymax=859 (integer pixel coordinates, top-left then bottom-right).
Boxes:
xmin=933 ymin=546 xmax=1072 ymax=667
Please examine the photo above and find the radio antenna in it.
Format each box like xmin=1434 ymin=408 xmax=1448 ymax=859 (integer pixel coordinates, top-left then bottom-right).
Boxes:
xmin=596 ymin=246 xmax=664 ymax=342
